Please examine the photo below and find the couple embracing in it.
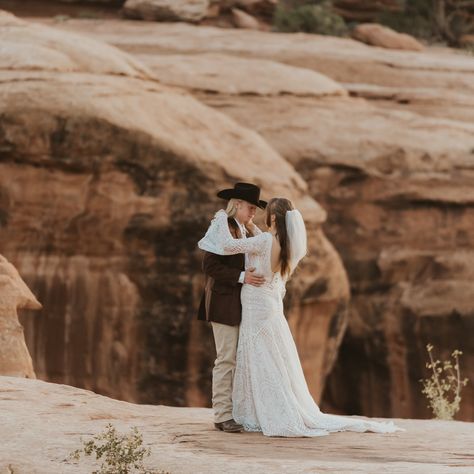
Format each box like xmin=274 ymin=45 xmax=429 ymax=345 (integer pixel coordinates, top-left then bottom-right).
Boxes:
xmin=197 ymin=182 xmax=403 ymax=437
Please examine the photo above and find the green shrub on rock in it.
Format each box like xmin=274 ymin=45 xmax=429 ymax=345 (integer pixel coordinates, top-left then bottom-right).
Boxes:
xmin=69 ymin=424 xmax=168 ymax=474
xmin=377 ymin=0 xmax=474 ymax=46
xmin=273 ymin=1 xmax=348 ymax=36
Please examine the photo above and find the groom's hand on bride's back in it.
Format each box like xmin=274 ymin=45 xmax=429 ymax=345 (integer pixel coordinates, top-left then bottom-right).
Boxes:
xmin=244 ymin=267 xmax=265 ymax=287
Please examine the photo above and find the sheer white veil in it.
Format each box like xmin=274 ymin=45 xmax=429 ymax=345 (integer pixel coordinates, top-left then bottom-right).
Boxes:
xmin=286 ymin=209 xmax=307 ymax=275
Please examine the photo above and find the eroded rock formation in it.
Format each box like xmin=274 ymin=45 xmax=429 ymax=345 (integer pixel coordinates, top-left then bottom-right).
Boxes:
xmin=0 ymin=256 xmax=40 ymax=378
xmin=122 ymin=0 xmax=210 ymax=22
xmin=45 ymin=19 xmax=474 ymax=420
xmin=351 ymin=23 xmax=425 ymax=51
xmin=0 ymin=11 xmax=349 ymax=406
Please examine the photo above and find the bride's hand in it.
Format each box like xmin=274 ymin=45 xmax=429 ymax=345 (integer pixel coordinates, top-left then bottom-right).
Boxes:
xmin=248 ymin=218 xmax=260 ymax=231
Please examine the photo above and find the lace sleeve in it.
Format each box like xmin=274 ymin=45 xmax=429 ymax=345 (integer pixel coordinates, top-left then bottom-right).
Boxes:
xmin=198 ymin=210 xmax=270 ymax=256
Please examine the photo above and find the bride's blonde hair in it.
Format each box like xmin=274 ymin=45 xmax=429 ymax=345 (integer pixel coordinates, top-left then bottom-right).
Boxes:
xmin=225 ymin=198 xmax=240 ymax=218
xmin=225 ymin=198 xmax=254 ymax=237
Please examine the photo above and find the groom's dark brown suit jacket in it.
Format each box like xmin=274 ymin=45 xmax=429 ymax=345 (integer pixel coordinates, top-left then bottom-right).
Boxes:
xmin=197 ymin=217 xmax=253 ymax=327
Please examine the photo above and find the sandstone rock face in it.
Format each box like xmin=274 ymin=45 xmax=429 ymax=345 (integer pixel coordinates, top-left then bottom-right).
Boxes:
xmin=1 ymin=376 xmax=473 ymax=474
xmin=134 ymin=52 xmax=347 ymax=96
xmin=0 ymin=11 xmax=149 ymax=77
xmin=0 ymin=256 xmax=41 ymax=379
xmin=45 ymin=20 xmax=474 ymax=421
xmin=352 ymin=23 xmax=425 ymax=51
xmin=0 ymin=12 xmax=349 ymax=407
xmin=122 ymin=0 xmax=210 ymax=22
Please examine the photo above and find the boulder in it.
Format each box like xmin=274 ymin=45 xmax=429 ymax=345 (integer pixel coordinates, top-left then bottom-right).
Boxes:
xmin=122 ymin=0 xmax=210 ymax=22
xmin=351 ymin=23 xmax=425 ymax=51
xmin=231 ymin=8 xmax=260 ymax=30
xmin=0 ymin=256 xmax=41 ymax=378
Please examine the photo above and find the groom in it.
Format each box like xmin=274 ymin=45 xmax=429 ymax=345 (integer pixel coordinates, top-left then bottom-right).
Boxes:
xmin=198 ymin=183 xmax=267 ymax=433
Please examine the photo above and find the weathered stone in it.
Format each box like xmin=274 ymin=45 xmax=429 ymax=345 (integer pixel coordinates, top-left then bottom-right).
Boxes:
xmin=0 ymin=11 xmax=150 ymax=77
xmin=0 ymin=256 xmax=40 ymax=379
xmin=231 ymin=8 xmax=260 ymax=30
xmin=45 ymin=21 xmax=471 ymax=96
xmin=134 ymin=52 xmax=347 ymax=96
xmin=352 ymin=23 xmax=425 ymax=51
xmin=0 ymin=376 xmax=473 ymax=474
xmin=45 ymin=19 xmax=474 ymax=421
xmin=122 ymin=0 xmax=210 ymax=22
xmin=0 ymin=12 xmax=349 ymax=409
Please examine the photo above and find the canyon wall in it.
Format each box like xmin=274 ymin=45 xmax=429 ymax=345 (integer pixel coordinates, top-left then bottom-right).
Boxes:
xmin=45 ymin=18 xmax=474 ymax=420
xmin=0 ymin=11 xmax=349 ymax=406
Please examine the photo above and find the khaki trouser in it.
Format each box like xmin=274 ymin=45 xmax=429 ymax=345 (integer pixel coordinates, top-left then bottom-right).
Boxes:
xmin=211 ymin=321 xmax=239 ymax=423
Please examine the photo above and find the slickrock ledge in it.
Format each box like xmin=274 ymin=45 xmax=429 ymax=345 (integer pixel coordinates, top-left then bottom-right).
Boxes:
xmin=1 ymin=376 xmax=473 ymax=474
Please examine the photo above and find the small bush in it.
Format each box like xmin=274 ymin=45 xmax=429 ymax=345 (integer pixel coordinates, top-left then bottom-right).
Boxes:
xmin=378 ymin=0 xmax=474 ymax=46
xmin=462 ymin=44 xmax=474 ymax=55
xmin=419 ymin=344 xmax=469 ymax=420
xmin=69 ymin=423 xmax=166 ymax=474
xmin=273 ymin=1 xmax=348 ymax=36
xmin=378 ymin=9 xmax=433 ymax=40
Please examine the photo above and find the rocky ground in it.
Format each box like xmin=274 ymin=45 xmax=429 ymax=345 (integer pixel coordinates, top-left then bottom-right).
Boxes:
xmin=1 ymin=376 xmax=474 ymax=474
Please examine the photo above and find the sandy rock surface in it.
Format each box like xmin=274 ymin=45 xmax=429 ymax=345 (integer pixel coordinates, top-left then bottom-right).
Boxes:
xmin=1 ymin=376 xmax=474 ymax=474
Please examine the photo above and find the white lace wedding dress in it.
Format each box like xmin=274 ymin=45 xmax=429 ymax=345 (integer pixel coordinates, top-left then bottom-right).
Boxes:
xmin=199 ymin=210 xmax=404 ymax=437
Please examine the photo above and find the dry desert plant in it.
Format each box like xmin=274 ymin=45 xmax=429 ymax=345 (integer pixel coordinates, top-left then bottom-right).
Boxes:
xmin=420 ymin=344 xmax=469 ymax=420
xmin=69 ymin=423 xmax=168 ymax=474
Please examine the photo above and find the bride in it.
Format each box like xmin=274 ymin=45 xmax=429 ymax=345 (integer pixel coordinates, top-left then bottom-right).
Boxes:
xmin=199 ymin=197 xmax=404 ymax=437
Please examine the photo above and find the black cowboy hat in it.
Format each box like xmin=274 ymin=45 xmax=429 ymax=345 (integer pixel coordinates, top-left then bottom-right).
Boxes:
xmin=217 ymin=182 xmax=267 ymax=209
